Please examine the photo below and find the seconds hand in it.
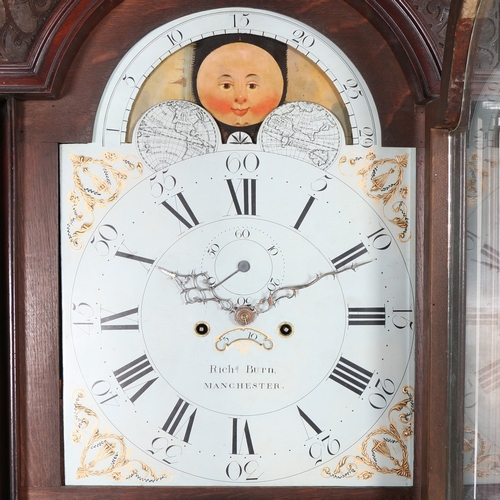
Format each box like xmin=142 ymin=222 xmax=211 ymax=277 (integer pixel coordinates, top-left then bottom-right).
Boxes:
xmin=211 ymin=260 xmax=251 ymax=289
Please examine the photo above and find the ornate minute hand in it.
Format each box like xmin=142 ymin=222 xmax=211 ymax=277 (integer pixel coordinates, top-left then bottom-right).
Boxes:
xmin=157 ymin=260 xmax=251 ymax=312
xmin=253 ymin=260 xmax=373 ymax=314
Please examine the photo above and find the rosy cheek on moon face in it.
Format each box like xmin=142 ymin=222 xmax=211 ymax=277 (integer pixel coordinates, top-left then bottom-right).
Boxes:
xmin=201 ymin=94 xmax=234 ymax=118
xmin=249 ymin=94 xmax=282 ymax=121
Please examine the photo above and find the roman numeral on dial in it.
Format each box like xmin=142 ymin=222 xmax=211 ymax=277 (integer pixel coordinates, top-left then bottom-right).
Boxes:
xmin=162 ymin=397 xmax=197 ymax=443
xmin=331 ymin=242 xmax=367 ymax=269
xmin=348 ymin=307 xmax=386 ymax=326
xmin=231 ymin=418 xmax=256 ymax=455
xmin=226 ymin=179 xmax=257 ymax=215
xmin=331 ymin=228 xmax=392 ymax=269
xmin=479 ymin=359 xmax=500 ymax=394
xmin=329 ymin=356 xmax=373 ymax=396
xmin=113 ymin=354 xmax=158 ymax=403
xmin=161 ymin=192 xmax=200 ymax=229
xmin=297 ymin=406 xmax=323 ymax=437
xmin=467 ymin=231 xmax=500 ymax=270
xmin=293 ymin=196 xmax=316 ymax=230
xmin=100 ymin=307 xmax=139 ymax=331
xmin=115 ymin=251 xmax=155 ymax=265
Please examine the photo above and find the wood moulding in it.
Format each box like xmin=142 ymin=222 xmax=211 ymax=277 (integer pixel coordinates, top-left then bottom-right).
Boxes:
xmin=0 ymin=0 xmax=450 ymax=101
xmin=0 ymin=0 xmax=123 ymax=97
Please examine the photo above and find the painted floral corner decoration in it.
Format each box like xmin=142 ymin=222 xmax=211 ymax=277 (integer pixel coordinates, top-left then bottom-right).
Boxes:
xmin=71 ymin=390 xmax=171 ymax=484
xmin=66 ymin=152 xmax=143 ymax=250
xmin=322 ymin=386 xmax=414 ymax=481
xmin=464 ymin=426 xmax=500 ymax=478
xmin=466 ymin=152 xmax=497 ymax=207
xmin=339 ymin=151 xmax=411 ymax=242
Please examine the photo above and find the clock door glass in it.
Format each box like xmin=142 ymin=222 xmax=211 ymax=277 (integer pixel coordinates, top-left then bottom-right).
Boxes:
xmin=60 ymin=8 xmax=415 ymax=487
xmin=460 ymin=0 xmax=500 ymax=496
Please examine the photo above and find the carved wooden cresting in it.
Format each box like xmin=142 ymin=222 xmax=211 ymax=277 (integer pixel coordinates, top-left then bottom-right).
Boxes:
xmin=0 ymin=0 xmax=60 ymax=62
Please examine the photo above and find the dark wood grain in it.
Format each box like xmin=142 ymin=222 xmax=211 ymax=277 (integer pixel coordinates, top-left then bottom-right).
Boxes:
xmin=19 ymin=486 xmax=414 ymax=499
xmin=0 ymin=98 xmax=14 ymax=500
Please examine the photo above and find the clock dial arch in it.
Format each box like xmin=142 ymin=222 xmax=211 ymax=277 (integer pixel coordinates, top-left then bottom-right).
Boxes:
xmin=93 ymin=8 xmax=381 ymax=149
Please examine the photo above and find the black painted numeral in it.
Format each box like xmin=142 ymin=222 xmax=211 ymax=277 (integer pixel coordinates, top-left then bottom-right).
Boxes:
xmin=101 ymin=307 xmax=139 ymax=331
xmin=331 ymin=242 xmax=368 ymax=269
xmin=479 ymin=359 xmax=500 ymax=394
xmin=226 ymin=179 xmax=257 ymax=215
xmin=113 ymin=354 xmax=158 ymax=403
xmin=293 ymin=196 xmax=316 ymax=230
xmin=297 ymin=406 xmax=323 ymax=437
xmin=348 ymin=307 xmax=386 ymax=326
xmin=162 ymin=397 xmax=197 ymax=443
xmin=161 ymin=192 xmax=200 ymax=229
xmin=115 ymin=251 xmax=155 ymax=265
xmin=232 ymin=418 xmax=255 ymax=455
xmin=329 ymin=356 xmax=373 ymax=396
xmin=466 ymin=231 xmax=500 ymax=270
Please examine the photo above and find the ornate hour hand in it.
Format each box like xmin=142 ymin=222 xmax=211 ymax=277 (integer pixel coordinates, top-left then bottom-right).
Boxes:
xmin=157 ymin=261 xmax=251 ymax=312
xmin=253 ymin=260 xmax=373 ymax=314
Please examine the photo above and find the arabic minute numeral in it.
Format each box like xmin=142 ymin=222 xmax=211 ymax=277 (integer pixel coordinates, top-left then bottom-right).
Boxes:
xmin=343 ymin=78 xmax=362 ymax=100
xmin=233 ymin=13 xmax=250 ymax=28
xmin=359 ymin=126 xmax=374 ymax=147
xmin=207 ymin=243 xmax=220 ymax=258
xmin=297 ymin=407 xmax=340 ymax=465
xmin=91 ymin=379 xmax=119 ymax=406
xmin=150 ymin=170 xmax=176 ymax=198
xmin=148 ymin=437 xmax=183 ymax=465
xmin=165 ymin=29 xmax=183 ymax=46
xmin=368 ymin=378 xmax=396 ymax=410
xmin=392 ymin=308 xmax=414 ymax=330
xmin=291 ymin=29 xmax=315 ymax=48
xmin=226 ymin=460 xmax=263 ymax=482
xmin=225 ymin=152 xmax=260 ymax=173
xmin=91 ymin=223 xmax=120 ymax=256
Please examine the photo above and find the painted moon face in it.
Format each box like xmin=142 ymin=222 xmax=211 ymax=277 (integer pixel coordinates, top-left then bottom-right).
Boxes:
xmin=196 ymin=42 xmax=284 ymax=127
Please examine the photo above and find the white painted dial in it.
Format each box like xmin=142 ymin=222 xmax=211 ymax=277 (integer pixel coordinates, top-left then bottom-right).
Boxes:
xmin=66 ymin=150 xmax=414 ymax=484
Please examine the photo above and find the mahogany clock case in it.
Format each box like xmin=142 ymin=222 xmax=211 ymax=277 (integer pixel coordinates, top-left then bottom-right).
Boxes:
xmin=0 ymin=0 xmax=454 ymax=498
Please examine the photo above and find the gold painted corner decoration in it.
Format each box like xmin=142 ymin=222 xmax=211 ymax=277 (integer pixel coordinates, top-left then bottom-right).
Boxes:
xmin=66 ymin=152 xmax=143 ymax=250
xmin=466 ymin=151 xmax=498 ymax=207
xmin=72 ymin=390 xmax=172 ymax=483
xmin=339 ymin=151 xmax=411 ymax=242
xmin=464 ymin=426 xmax=500 ymax=478
xmin=322 ymin=386 xmax=414 ymax=481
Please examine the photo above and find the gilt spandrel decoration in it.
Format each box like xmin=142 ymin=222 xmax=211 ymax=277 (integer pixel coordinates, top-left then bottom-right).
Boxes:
xmin=322 ymin=386 xmax=414 ymax=481
xmin=65 ymin=151 xmax=143 ymax=250
xmin=72 ymin=390 xmax=172 ymax=484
